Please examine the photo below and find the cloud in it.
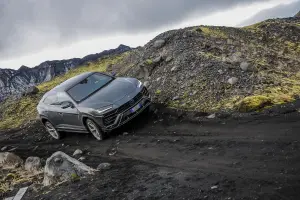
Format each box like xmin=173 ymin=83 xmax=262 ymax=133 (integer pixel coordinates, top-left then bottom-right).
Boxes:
xmin=0 ymin=0 xmax=270 ymax=60
xmin=239 ymin=0 xmax=300 ymax=26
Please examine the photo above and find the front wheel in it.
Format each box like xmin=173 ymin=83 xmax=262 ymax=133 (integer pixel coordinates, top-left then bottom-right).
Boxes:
xmin=86 ymin=119 xmax=104 ymax=141
xmin=44 ymin=121 xmax=62 ymax=139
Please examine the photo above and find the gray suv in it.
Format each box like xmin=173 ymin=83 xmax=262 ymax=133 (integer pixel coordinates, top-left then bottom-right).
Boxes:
xmin=37 ymin=72 xmax=151 ymax=140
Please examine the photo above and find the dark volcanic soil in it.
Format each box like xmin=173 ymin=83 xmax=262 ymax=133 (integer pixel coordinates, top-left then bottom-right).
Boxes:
xmin=1 ymin=106 xmax=300 ymax=200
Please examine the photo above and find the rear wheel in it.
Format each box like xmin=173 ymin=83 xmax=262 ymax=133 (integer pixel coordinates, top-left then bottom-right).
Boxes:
xmin=44 ymin=121 xmax=61 ymax=139
xmin=86 ymin=119 xmax=104 ymax=141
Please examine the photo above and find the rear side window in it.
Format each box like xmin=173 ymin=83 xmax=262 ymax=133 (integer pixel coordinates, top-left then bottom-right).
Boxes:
xmin=43 ymin=94 xmax=58 ymax=105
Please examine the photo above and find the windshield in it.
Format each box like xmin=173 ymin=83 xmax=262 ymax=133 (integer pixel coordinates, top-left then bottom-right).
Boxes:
xmin=67 ymin=73 xmax=113 ymax=102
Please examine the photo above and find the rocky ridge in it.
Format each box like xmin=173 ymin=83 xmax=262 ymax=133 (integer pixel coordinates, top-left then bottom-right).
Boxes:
xmin=0 ymin=45 xmax=131 ymax=101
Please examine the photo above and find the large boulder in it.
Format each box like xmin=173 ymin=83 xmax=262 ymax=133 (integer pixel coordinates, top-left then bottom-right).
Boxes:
xmin=23 ymin=86 xmax=39 ymax=96
xmin=43 ymin=151 xmax=95 ymax=186
xmin=0 ymin=152 xmax=23 ymax=169
xmin=153 ymin=39 xmax=166 ymax=48
xmin=228 ymin=77 xmax=239 ymax=85
xmin=25 ymin=156 xmax=42 ymax=173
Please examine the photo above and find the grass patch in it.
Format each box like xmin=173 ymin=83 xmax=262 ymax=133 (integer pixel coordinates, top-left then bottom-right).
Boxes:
xmin=145 ymin=59 xmax=153 ymax=65
xmin=237 ymin=95 xmax=271 ymax=112
xmin=155 ymin=89 xmax=162 ymax=95
xmin=199 ymin=27 xmax=228 ymax=39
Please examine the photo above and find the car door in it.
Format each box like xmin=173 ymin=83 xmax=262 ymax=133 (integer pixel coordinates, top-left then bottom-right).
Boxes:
xmin=57 ymin=92 xmax=85 ymax=131
xmin=43 ymin=93 xmax=63 ymax=128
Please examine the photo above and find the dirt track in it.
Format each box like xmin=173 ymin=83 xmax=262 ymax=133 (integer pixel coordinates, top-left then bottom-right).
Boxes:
xmin=1 ymin=105 xmax=300 ymax=200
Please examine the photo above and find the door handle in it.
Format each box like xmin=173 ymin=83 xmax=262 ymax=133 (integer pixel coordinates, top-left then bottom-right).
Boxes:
xmin=58 ymin=112 xmax=63 ymax=116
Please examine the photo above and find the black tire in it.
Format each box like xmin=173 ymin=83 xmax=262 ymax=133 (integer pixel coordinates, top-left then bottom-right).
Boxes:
xmin=85 ymin=119 xmax=104 ymax=141
xmin=44 ymin=121 xmax=62 ymax=140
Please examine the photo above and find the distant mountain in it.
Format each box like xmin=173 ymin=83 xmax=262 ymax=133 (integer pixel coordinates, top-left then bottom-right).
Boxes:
xmin=295 ymin=11 xmax=300 ymax=17
xmin=238 ymin=2 xmax=300 ymax=26
xmin=0 ymin=44 xmax=131 ymax=101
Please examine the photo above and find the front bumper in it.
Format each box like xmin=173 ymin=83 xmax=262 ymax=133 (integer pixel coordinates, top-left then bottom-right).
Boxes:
xmin=98 ymin=87 xmax=151 ymax=131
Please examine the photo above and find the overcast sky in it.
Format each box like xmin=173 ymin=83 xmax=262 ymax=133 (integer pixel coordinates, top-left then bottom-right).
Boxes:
xmin=0 ymin=0 xmax=298 ymax=69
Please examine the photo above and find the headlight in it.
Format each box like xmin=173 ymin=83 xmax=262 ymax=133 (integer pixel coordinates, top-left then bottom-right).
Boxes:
xmin=137 ymin=80 xmax=143 ymax=88
xmin=95 ymin=105 xmax=113 ymax=114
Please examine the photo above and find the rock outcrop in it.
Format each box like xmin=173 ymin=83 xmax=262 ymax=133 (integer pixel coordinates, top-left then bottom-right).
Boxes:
xmin=0 ymin=152 xmax=23 ymax=169
xmin=25 ymin=156 xmax=42 ymax=173
xmin=0 ymin=45 xmax=131 ymax=101
xmin=43 ymin=151 xmax=95 ymax=186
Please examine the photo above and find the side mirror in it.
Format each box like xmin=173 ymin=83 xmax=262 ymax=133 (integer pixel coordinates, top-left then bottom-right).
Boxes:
xmin=61 ymin=101 xmax=74 ymax=109
xmin=111 ymin=71 xmax=116 ymax=77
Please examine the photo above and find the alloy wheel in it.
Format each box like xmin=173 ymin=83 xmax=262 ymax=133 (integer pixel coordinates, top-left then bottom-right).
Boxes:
xmin=45 ymin=121 xmax=60 ymax=139
xmin=86 ymin=119 xmax=103 ymax=141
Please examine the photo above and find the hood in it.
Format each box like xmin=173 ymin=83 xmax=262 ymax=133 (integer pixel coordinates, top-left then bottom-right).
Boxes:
xmin=78 ymin=77 xmax=139 ymax=108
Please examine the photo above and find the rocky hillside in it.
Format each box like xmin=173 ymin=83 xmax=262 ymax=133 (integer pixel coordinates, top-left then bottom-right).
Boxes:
xmin=295 ymin=11 xmax=300 ymax=17
xmin=109 ymin=16 xmax=300 ymax=113
xmin=0 ymin=45 xmax=131 ymax=101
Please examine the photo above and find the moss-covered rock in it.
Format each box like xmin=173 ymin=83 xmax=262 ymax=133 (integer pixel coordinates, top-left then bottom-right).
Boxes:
xmin=238 ymin=95 xmax=272 ymax=112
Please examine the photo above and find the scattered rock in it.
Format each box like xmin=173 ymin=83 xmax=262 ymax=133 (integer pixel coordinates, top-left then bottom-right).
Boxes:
xmin=217 ymin=69 xmax=224 ymax=75
xmin=240 ymin=62 xmax=250 ymax=71
xmin=227 ymin=39 xmax=233 ymax=45
xmin=143 ymin=81 xmax=150 ymax=88
xmin=172 ymin=96 xmax=180 ymax=101
xmin=23 ymin=86 xmax=39 ymax=96
xmin=109 ymin=150 xmax=117 ymax=156
xmin=207 ymin=113 xmax=216 ymax=119
xmin=165 ymin=56 xmax=173 ymax=62
xmin=153 ymin=56 xmax=162 ymax=63
xmin=171 ymin=66 xmax=179 ymax=72
xmin=153 ymin=39 xmax=166 ymax=48
xmin=25 ymin=157 xmax=42 ymax=173
xmin=73 ymin=149 xmax=83 ymax=156
xmin=211 ymin=185 xmax=218 ymax=190
xmin=8 ymin=147 xmax=18 ymax=152
xmin=97 ymin=163 xmax=112 ymax=170
xmin=0 ymin=152 xmax=23 ymax=169
xmin=43 ymin=151 xmax=95 ymax=186
xmin=78 ymin=157 xmax=86 ymax=161
xmin=227 ymin=77 xmax=238 ymax=85
xmin=123 ymin=132 xmax=129 ymax=136
xmin=1 ymin=146 xmax=8 ymax=151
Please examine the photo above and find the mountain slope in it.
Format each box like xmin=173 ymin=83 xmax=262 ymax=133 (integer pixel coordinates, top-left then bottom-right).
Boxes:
xmin=111 ymin=17 xmax=300 ymax=112
xmin=0 ymin=44 xmax=131 ymax=101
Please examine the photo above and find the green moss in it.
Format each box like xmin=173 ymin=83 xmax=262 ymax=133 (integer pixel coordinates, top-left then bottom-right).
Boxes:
xmin=168 ymin=100 xmax=180 ymax=108
xmin=238 ymin=95 xmax=271 ymax=112
xmin=200 ymin=27 xmax=228 ymax=39
xmin=199 ymin=51 xmax=221 ymax=60
xmin=155 ymin=89 xmax=162 ymax=95
xmin=242 ymin=21 xmax=263 ymax=30
xmin=284 ymin=41 xmax=300 ymax=54
xmin=70 ymin=173 xmax=80 ymax=182
xmin=145 ymin=59 xmax=153 ymax=65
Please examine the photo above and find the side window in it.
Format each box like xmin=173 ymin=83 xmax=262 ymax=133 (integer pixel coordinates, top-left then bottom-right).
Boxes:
xmin=57 ymin=92 xmax=71 ymax=104
xmin=43 ymin=94 xmax=58 ymax=105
